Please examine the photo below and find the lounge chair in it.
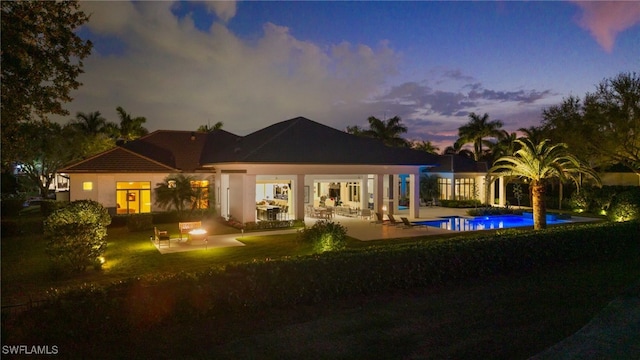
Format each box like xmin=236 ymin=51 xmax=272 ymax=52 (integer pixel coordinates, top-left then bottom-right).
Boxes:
xmin=370 ymin=212 xmax=387 ymax=225
xmin=400 ymin=217 xmax=428 ymax=230
xmin=387 ymin=214 xmax=403 ymax=227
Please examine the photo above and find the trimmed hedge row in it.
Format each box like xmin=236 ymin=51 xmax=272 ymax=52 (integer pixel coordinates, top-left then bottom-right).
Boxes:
xmin=8 ymin=221 xmax=640 ymax=342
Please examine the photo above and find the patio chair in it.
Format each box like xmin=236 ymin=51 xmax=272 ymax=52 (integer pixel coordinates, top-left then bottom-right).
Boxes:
xmin=386 ymin=214 xmax=403 ymax=227
xmin=400 ymin=217 xmax=428 ymax=230
xmin=154 ymin=226 xmax=171 ymax=248
xmin=370 ymin=212 xmax=387 ymax=225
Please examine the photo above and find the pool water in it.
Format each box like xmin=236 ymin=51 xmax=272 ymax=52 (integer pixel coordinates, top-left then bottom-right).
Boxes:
xmin=415 ymin=215 xmax=570 ymax=231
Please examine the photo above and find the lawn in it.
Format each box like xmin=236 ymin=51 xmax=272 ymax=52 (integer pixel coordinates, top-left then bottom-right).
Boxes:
xmin=2 ymin=213 xmax=638 ymax=358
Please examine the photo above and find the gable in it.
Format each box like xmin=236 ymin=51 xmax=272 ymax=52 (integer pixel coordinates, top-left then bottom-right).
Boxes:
xmin=61 ymin=147 xmax=178 ymax=173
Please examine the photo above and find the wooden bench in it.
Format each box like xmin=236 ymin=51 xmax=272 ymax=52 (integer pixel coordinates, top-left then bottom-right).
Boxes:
xmin=179 ymin=221 xmax=202 ymax=240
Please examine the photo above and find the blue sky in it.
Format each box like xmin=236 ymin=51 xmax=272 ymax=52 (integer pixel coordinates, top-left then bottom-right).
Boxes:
xmin=69 ymin=1 xmax=640 ymax=150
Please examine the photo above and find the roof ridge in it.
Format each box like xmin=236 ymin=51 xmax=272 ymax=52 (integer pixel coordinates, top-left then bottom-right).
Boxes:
xmin=238 ymin=117 xmax=303 ymax=161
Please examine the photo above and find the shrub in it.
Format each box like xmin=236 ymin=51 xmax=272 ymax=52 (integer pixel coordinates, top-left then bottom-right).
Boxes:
xmin=440 ymin=199 xmax=482 ymax=208
xmin=44 ymin=200 xmax=111 ymax=272
xmin=607 ymin=190 xmax=640 ymax=222
xmin=297 ymin=220 xmax=347 ymax=252
xmin=40 ymin=199 xmax=68 ymax=217
xmin=127 ymin=213 xmax=154 ymax=232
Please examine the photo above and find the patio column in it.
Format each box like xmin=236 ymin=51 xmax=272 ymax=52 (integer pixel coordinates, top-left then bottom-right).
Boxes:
xmin=373 ymin=174 xmax=384 ymax=217
xmin=498 ymin=176 xmax=507 ymax=207
xmin=409 ymin=173 xmax=420 ymax=218
xmin=390 ymin=174 xmax=399 ymax=214
xmin=360 ymin=175 xmax=369 ymax=210
xmin=241 ymin=174 xmax=257 ymax=223
xmin=293 ymin=174 xmax=305 ymax=220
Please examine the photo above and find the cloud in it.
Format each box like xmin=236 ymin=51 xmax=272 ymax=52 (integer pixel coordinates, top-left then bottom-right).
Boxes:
xmin=68 ymin=2 xmax=400 ymax=135
xmin=571 ymin=1 xmax=640 ymax=52
xmin=202 ymin=0 xmax=236 ymax=23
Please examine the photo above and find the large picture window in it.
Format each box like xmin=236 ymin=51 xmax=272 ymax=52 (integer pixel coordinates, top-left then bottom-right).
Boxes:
xmin=438 ymin=178 xmax=451 ymax=200
xmin=455 ymin=178 xmax=476 ymax=200
xmin=116 ymin=181 xmax=151 ymax=214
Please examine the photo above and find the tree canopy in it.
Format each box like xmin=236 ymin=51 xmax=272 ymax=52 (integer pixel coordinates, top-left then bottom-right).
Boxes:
xmin=457 ymin=112 xmax=504 ymax=162
xmin=1 ymin=0 xmax=92 ymax=169
xmin=542 ymin=72 xmax=640 ymax=173
xmin=359 ymin=116 xmax=410 ymax=148
xmin=489 ymin=138 xmax=600 ymax=229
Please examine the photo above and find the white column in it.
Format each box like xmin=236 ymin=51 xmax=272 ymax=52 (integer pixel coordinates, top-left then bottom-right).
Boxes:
xmin=294 ymin=174 xmax=305 ymax=220
xmin=242 ymin=174 xmax=257 ymax=223
xmin=498 ymin=176 xmax=507 ymax=207
xmin=409 ymin=173 xmax=420 ymax=218
xmin=374 ymin=174 xmax=384 ymax=216
xmin=390 ymin=174 xmax=399 ymax=215
xmin=360 ymin=175 xmax=368 ymax=210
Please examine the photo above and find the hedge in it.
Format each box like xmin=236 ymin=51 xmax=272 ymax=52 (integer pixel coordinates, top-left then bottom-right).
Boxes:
xmin=8 ymin=220 xmax=639 ymax=343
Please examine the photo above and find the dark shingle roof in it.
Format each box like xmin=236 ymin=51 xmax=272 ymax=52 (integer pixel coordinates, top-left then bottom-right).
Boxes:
xmin=428 ymin=154 xmax=489 ymax=173
xmin=63 ymin=117 xmax=486 ymax=173
xmin=201 ymin=116 xmax=441 ymax=166
xmin=62 ymin=147 xmax=177 ymax=173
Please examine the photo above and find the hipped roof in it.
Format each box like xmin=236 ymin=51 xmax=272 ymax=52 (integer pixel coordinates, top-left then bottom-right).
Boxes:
xmin=63 ymin=117 xmax=485 ymax=173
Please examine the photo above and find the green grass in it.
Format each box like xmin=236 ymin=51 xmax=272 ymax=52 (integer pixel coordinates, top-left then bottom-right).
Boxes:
xmin=1 ymin=223 xmax=318 ymax=304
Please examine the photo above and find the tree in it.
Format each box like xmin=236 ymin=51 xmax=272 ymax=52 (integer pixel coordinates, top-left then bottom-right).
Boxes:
xmin=108 ymin=106 xmax=149 ymax=142
xmin=68 ymin=111 xmax=116 ymax=157
xmin=15 ymin=122 xmax=80 ymax=197
xmin=345 ymin=125 xmax=365 ymax=136
xmin=489 ymin=138 xmax=601 ymax=230
xmin=419 ymin=174 xmax=441 ymax=205
xmin=412 ymin=140 xmax=440 ymax=154
xmin=154 ymin=174 xmax=198 ymax=213
xmin=197 ymin=121 xmax=224 ymax=133
xmin=361 ymin=116 xmax=410 ymax=147
xmin=457 ymin=112 xmax=504 ymax=161
xmin=490 ymin=130 xmax=519 ymax=164
xmin=542 ymin=72 xmax=640 ymax=173
xmin=44 ymin=200 xmax=111 ymax=272
xmin=442 ymin=141 xmax=474 ymax=159
xmin=1 ymin=0 xmax=92 ymax=169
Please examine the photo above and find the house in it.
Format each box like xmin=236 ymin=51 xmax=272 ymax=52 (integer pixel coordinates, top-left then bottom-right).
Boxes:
xmin=61 ymin=117 xmax=492 ymax=223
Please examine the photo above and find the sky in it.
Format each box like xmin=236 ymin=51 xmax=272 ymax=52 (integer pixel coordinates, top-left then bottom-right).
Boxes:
xmin=65 ymin=1 xmax=640 ymax=151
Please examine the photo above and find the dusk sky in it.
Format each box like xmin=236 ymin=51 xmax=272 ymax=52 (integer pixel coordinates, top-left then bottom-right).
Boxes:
xmin=67 ymin=1 xmax=640 ymax=150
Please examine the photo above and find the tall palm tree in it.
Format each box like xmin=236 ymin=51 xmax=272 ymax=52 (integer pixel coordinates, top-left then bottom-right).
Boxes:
xmin=108 ymin=106 xmax=148 ymax=142
xmin=457 ymin=112 xmax=504 ymax=161
xmin=197 ymin=121 xmax=224 ymax=133
xmin=489 ymin=138 xmax=601 ymax=230
xmin=70 ymin=111 xmax=108 ymax=136
xmin=518 ymin=125 xmax=549 ymax=144
xmin=442 ymin=140 xmax=474 ymax=159
xmin=412 ymin=140 xmax=440 ymax=154
xmin=361 ymin=115 xmax=410 ymax=147
xmin=490 ymin=130 xmax=519 ymax=163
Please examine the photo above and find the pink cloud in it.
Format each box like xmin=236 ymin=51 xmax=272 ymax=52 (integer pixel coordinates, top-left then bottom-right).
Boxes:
xmin=572 ymin=1 xmax=640 ymax=52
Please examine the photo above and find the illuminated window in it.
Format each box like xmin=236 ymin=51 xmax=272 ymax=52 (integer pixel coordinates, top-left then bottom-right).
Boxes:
xmin=455 ymin=178 xmax=476 ymax=200
xmin=438 ymin=178 xmax=451 ymax=200
xmin=190 ymin=180 xmax=210 ymax=209
xmin=83 ymin=182 xmax=93 ymax=191
xmin=347 ymin=182 xmax=360 ymax=202
xmin=116 ymin=181 xmax=151 ymax=214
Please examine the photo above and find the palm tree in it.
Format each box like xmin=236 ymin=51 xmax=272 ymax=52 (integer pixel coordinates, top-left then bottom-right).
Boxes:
xmin=489 ymin=138 xmax=601 ymax=230
xmin=197 ymin=121 xmax=223 ymax=133
xmin=70 ymin=111 xmax=108 ymax=136
xmin=420 ymin=174 xmax=441 ymax=205
xmin=361 ymin=115 xmax=410 ymax=147
xmin=518 ymin=125 xmax=549 ymax=144
xmin=490 ymin=130 xmax=519 ymax=163
xmin=457 ymin=112 xmax=504 ymax=161
xmin=412 ymin=140 xmax=440 ymax=154
xmin=154 ymin=174 xmax=197 ymax=213
xmin=108 ymin=106 xmax=148 ymax=142
xmin=442 ymin=140 xmax=474 ymax=159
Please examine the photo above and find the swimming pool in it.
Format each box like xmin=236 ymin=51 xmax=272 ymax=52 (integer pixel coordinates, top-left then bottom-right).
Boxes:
xmin=414 ymin=215 xmax=570 ymax=231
